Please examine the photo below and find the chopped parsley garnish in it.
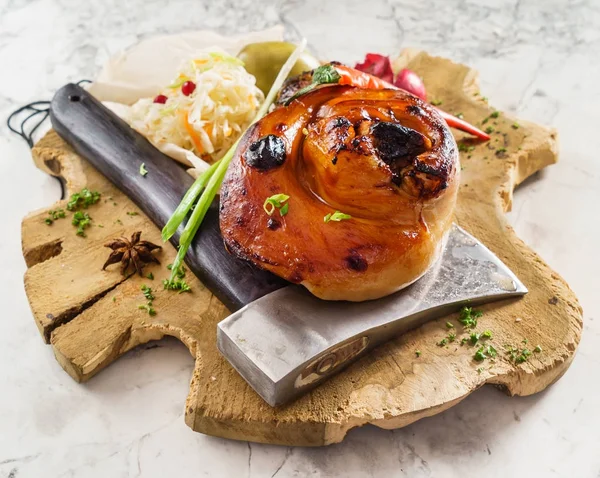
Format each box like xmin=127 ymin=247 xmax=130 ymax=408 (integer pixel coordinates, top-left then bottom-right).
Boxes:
xmin=146 ymin=272 xmax=154 ymax=280
xmin=446 ymin=322 xmax=454 ymax=329
xmin=458 ymin=306 xmax=482 ymax=328
xmin=505 ymin=344 xmax=534 ymax=363
xmin=534 ymin=345 xmax=542 ymax=353
xmin=516 ymin=349 xmax=532 ymax=363
xmin=138 ymin=303 xmax=156 ymax=316
xmin=127 ymin=211 xmax=139 ymax=216
xmin=485 ymin=126 xmax=495 ymax=134
xmin=474 ymin=345 xmax=497 ymax=362
xmin=458 ymin=143 xmax=475 ymax=153
xmin=470 ymin=332 xmax=481 ymax=345
xmin=415 ymin=350 xmax=421 ymax=357
xmin=490 ymin=111 xmax=500 ymax=118
xmin=324 ymin=211 xmax=352 ymax=223
xmin=448 ymin=333 xmax=456 ymax=342
xmin=141 ymin=284 xmax=155 ymax=301
xmin=72 ymin=211 xmax=92 ymax=237
xmin=67 ymin=188 xmax=101 ymax=211
xmin=437 ymin=338 xmax=448 ymax=347
xmin=474 ymin=348 xmax=486 ymax=361
xmin=138 ymin=284 xmax=156 ymax=315
xmin=263 ymin=194 xmax=290 ymax=216
xmin=431 ymin=99 xmax=443 ymax=106
xmin=45 ymin=209 xmax=66 ymax=225
xmin=455 ymin=112 xmax=464 ymax=119
xmin=482 ymin=330 xmax=492 ymax=339
xmin=163 ymin=278 xmax=191 ymax=293
xmin=280 ymin=203 xmax=289 ymax=216
xmin=140 ymin=163 xmax=148 ymax=176
xmin=496 ymin=147 xmax=507 ymax=155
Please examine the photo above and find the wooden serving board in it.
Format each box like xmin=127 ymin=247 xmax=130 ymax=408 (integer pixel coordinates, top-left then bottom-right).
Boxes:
xmin=22 ymin=50 xmax=582 ymax=446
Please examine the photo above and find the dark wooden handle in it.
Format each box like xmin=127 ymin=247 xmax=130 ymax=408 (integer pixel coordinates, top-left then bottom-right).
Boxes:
xmin=50 ymin=83 xmax=286 ymax=311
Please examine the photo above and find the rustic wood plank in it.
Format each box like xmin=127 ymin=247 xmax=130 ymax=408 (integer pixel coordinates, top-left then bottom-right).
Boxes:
xmin=21 ymin=50 xmax=582 ymax=446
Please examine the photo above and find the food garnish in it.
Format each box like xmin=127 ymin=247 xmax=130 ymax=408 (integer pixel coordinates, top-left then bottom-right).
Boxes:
xmin=128 ymin=49 xmax=264 ymax=162
xmin=263 ymin=194 xmax=290 ymax=216
xmin=138 ymin=303 xmax=156 ymax=316
xmin=458 ymin=306 xmax=482 ymax=328
xmin=139 ymin=163 xmax=148 ymax=176
xmin=163 ymin=278 xmax=191 ymax=293
xmin=102 ymin=231 xmax=161 ymax=276
xmin=139 ymin=285 xmax=157 ymax=316
xmin=141 ymin=284 xmax=155 ymax=301
xmin=45 ymin=209 xmax=66 ymax=225
xmin=323 ymin=211 xmax=351 ymax=223
xmin=72 ymin=211 xmax=92 ymax=237
xmin=162 ymin=40 xmax=308 ymax=283
xmin=352 ymin=53 xmax=490 ymax=141
xmin=67 ymin=188 xmax=101 ymax=211
xmin=354 ymin=53 xmax=394 ymax=83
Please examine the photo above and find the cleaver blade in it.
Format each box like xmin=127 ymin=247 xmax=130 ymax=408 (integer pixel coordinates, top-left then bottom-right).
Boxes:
xmin=217 ymin=224 xmax=527 ymax=407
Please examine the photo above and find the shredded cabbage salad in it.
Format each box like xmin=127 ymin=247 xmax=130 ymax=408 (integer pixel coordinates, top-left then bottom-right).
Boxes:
xmin=127 ymin=49 xmax=264 ymax=162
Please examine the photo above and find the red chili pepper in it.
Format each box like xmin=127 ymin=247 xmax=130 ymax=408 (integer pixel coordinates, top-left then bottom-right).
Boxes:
xmin=435 ymin=109 xmax=490 ymax=141
xmin=335 ymin=64 xmax=394 ymax=90
xmin=309 ymin=63 xmax=490 ymax=141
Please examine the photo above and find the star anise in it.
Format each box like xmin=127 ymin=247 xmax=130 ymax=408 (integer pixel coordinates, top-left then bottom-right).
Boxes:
xmin=102 ymin=231 xmax=162 ymax=276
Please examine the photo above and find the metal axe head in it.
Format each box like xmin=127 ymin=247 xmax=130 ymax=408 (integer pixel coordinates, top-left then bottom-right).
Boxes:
xmin=218 ymin=224 xmax=526 ymax=407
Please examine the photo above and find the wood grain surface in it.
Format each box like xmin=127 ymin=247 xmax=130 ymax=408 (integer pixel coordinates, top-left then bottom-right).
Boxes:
xmin=21 ymin=50 xmax=582 ymax=446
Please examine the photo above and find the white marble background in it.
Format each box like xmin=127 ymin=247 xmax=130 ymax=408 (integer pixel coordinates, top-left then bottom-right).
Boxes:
xmin=1 ymin=0 xmax=599 ymax=477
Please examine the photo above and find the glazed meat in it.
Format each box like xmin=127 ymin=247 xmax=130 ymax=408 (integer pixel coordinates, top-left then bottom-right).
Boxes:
xmin=220 ymin=85 xmax=459 ymax=301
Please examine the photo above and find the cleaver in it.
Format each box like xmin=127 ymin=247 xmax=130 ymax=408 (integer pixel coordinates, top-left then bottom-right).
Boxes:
xmin=50 ymin=84 xmax=527 ymax=406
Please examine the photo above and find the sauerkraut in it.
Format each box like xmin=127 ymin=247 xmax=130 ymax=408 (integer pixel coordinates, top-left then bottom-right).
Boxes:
xmin=127 ymin=49 xmax=264 ymax=163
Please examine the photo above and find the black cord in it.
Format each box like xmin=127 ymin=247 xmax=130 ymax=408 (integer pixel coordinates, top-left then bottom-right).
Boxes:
xmin=7 ymin=101 xmax=51 ymax=148
xmin=6 ymin=79 xmax=92 ymax=199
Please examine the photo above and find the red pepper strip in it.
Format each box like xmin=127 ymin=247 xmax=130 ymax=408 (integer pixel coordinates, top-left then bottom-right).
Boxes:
xmin=434 ymin=109 xmax=491 ymax=141
xmin=335 ymin=64 xmax=394 ymax=90
xmin=334 ymin=64 xmax=490 ymax=141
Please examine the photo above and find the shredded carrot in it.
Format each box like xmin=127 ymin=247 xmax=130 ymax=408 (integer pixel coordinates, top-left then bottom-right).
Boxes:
xmin=181 ymin=111 xmax=203 ymax=153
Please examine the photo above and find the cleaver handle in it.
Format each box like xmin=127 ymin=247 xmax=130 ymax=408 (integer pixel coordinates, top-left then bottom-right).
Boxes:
xmin=50 ymin=83 xmax=287 ymax=311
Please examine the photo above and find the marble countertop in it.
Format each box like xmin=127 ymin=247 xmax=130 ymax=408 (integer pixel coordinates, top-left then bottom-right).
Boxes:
xmin=1 ymin=0 xmax=598 ymax=476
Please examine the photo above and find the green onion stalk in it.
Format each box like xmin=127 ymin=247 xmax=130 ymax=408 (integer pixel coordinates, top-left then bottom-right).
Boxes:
xmin=163 ymin=39 xmax=308 ymax=283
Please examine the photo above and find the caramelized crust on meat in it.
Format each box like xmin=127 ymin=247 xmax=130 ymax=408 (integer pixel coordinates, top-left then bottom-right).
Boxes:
xmin=220 ymin=85 xmax=459 ymax=301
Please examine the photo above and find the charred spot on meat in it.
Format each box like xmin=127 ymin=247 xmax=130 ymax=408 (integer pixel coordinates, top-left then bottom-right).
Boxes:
xmin=371 ymin=122 xmax=427 ymax=164
xmin=244 ymin=134 xmax=287 ymax=170
xmin=345 ymin=252 xmax=368 ymax=272
xmin=267 ymin=218 xmax=281 ymax=230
